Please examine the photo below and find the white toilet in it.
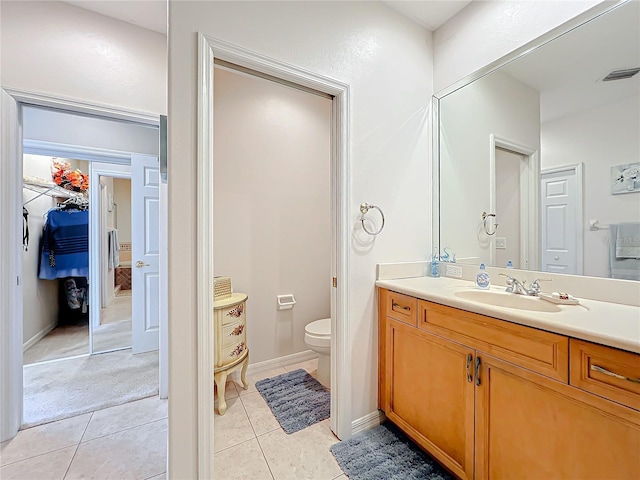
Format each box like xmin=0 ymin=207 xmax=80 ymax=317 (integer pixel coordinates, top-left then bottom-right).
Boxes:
xmin=304 ymin=318 xmax=331 ymax=388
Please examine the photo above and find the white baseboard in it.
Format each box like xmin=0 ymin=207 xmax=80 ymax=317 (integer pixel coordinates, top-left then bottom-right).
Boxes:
xmin=351 ymin=410 xmax=386 ymax=436
xmin=230 ymin=350 xmax=319 ymax=381
xmin=23 ymin=321 xmax=57 ymax=352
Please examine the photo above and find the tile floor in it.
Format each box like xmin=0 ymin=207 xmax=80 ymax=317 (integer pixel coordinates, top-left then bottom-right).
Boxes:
xmin=214 ymin=358 xmax=347 ymax=480
xmin=2 ymin=358 xmax=346 ymax=480
xmin=0 ymin=396 xmax=167 ymax=480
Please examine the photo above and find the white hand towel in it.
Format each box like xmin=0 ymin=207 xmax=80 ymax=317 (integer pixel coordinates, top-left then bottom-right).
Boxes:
xmin=615 ymin=222 xmax=640 ymax=259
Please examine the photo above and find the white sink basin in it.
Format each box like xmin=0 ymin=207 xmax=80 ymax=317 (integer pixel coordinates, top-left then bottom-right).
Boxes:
xmin=454 ymin=290 xmax=561 ymax=313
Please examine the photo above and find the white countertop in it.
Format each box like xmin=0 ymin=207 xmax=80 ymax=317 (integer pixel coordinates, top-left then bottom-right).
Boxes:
xmin=376 ymin=276 xmax=640 ymax=354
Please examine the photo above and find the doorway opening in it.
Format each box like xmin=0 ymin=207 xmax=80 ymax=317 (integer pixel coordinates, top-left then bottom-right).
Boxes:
xmin=2 ymin=101 xmax=163 ymax=432
xmin=489 ymin=135 xmax=540 ymax=270
xmin=211 ymin=61 xmax=332 ymax=416
xmin=21 ymin=156 xmax=135 ymax=366
xmin=21 ymin=149 xmax=159 ymax=428
xmin=197 ymin=35 xmax=351 ymax=476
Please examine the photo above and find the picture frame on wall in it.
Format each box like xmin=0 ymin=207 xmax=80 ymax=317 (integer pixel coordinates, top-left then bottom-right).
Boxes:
xmin=611 ymin=162 xmax=640 ymax=195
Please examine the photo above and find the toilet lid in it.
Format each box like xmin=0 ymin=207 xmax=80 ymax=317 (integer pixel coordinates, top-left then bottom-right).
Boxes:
xmin=305 ymin=318 xmax=331 ymax=336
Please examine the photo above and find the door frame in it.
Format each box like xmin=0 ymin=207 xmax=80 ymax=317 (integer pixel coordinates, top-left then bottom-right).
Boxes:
xmin=197 ymin=35 xmax=352 ymax=477
xmin=540 ymin=163 xmax=584 ymax=275
xmin=0 ymin=88 xmax=162 ymax=442
xmin=489 ymin=134 xmax=540 ymax=270
xmin=89 ymin=161 xmax=132 ymax=340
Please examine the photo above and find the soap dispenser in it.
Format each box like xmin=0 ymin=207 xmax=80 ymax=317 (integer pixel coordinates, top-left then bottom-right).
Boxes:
xmin=506 ymin=260 xmax=514 ymax=269
xmin=476 ymin=263 xmax=490 ymax=289
xmin=430 ymin=248 xmax=440 ymax=278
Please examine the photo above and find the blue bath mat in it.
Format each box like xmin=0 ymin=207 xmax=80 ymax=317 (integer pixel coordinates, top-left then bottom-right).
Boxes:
xmin=330 ymin=422 xmax=454 ymax=480
xmin=255 ymin=368 xmax=330 ymax=434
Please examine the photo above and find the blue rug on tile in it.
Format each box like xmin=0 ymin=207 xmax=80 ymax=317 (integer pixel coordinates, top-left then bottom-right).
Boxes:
xmin=255 ymin=368 xmax=330 ymax=434
xmin=330 ymin=422 xmax=454 ymax=480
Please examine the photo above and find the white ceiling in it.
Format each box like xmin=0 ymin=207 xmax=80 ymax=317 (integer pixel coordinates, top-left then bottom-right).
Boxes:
xmin=63 ymin=1 xmax=167 ymax=35
xmin=381 ymin=1 xmax=472 ymax=31
xmin=63 ymin=1 xmax=471 ymax=36
xmin=501 ymin=1 xmax=639 ymax=123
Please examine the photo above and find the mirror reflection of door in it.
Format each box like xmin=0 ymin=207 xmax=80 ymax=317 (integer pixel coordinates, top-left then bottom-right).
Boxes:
xmin=495 ymin=147 xmax=524 ymax=269
xmin=93 ymin=175 xmax=132 ymax=353
xmin=540 ymin=165 xmax=583 ymax=275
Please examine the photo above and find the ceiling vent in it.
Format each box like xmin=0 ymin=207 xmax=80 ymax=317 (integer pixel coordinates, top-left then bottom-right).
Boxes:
xmin=602 ymin=68 xmax=640 ymax=81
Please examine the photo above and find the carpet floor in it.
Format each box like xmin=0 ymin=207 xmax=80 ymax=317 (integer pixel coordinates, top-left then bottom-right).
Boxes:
xmin=24 ymin=294 xmax=133 ymax=365
xmin=255 ymin=368 xmax=330 ymax=434
xmin=23 ymin=349 xmax=159 ymax=428
xmin=330 ymin=422 xmax=454 ymax=480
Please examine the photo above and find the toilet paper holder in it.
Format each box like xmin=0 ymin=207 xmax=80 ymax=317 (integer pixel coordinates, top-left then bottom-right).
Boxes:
xmin=277 ymin=294 xmax=296 ymax=310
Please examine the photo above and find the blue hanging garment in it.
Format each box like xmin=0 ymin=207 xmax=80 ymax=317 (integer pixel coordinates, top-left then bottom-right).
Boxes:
xmin=39 ymin=208 xmax=89 ymax=280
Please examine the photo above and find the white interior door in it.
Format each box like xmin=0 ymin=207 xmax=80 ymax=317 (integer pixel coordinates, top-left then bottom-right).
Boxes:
xmin=541 ymin=164 xmax=583 ymax=274
xmin=132 ymin=154 xmax=160 ymax=354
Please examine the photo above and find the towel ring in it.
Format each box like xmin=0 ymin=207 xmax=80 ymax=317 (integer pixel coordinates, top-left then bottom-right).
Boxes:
xmin=482 ymin=211 xmax=498 ymax=236
xmin=360 ymin=203 xmax=385 ymax=236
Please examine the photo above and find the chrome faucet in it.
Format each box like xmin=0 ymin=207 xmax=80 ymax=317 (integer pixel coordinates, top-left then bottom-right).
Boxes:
xmin=500 ymin=274 xmax=551 ymax=296
xmin=501 ymin=274 xmax=528 ymax=295
xmin=527 ymin=278 xmax=552 ymax=297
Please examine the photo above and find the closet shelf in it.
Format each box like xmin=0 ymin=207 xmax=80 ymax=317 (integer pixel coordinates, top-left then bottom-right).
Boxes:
xmin=23 ymin=176 xmax=85 ymax=205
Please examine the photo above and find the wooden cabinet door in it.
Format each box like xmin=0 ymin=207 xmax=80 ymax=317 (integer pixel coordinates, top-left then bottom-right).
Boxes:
xmin=386 ymin=319 xmax=475 ymax=480
xmin=475 ymin=354 xmax=640 ymax=480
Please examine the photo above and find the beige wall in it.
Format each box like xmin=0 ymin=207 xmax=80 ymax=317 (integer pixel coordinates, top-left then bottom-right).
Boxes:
xmin=113 ymin=178 xmax=132 ymax=244
xmin=213 ymin=67 xmax=332 ymax=364
xmin=22 ymin=155 xmax=59 ymax=346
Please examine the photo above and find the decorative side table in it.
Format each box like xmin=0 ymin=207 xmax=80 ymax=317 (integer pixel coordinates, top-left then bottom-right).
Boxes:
xmin=214 ymin=292 xmax=249 ymax=415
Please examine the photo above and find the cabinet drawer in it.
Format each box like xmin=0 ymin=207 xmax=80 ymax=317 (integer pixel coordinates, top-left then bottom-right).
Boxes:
xmin=222 ymin=319 xmax=246 ymax=347
xmin=222 ymin=340 xmax=247 ymax=363
xmin=570 ymin=339 xmax=640 ymax=410
xmin=418 ymin=300 xmax=569 ymax=382
xmin=221 ymin=302 xmax=246 ymax=326
xmin=384 ymin=290 xmax=418 ymax=327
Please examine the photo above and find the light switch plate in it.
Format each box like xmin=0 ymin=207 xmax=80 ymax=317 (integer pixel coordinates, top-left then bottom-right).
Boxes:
xmin=445 ymin=264 xmax=463 ymax=278
xmin=495 ymin=237 xmax=507 ymax=249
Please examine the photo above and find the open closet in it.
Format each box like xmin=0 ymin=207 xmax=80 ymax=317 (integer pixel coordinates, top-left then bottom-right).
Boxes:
xmin=22 ymin=157 xmax=91 ymax=365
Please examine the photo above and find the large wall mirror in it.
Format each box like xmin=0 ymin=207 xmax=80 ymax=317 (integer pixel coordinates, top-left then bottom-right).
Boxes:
xmin=434 ymin=0 xmax=639 ymax=281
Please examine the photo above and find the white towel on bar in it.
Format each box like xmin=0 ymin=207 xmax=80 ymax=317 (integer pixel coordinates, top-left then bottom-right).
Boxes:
xmin=615 ymin=222 xmax=640 ymax=258
xmin=107 ymin=229 xmax=120 ymax=268
xmin=610 ymin=225 xmax=640 ymax=280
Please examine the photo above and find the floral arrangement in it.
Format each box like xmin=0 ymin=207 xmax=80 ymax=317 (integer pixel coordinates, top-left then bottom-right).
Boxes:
xmin=51 ymin=160 xmax=89 ymax=193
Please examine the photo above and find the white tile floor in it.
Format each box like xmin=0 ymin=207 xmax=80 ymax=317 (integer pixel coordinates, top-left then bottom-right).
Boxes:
xmin=214 ymin=358 xmax=346 ymax=480
xmin=1 ymin=358 xmax=346 ymax=480
xmin=0 ymin=396 xmax=167 ymax=480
